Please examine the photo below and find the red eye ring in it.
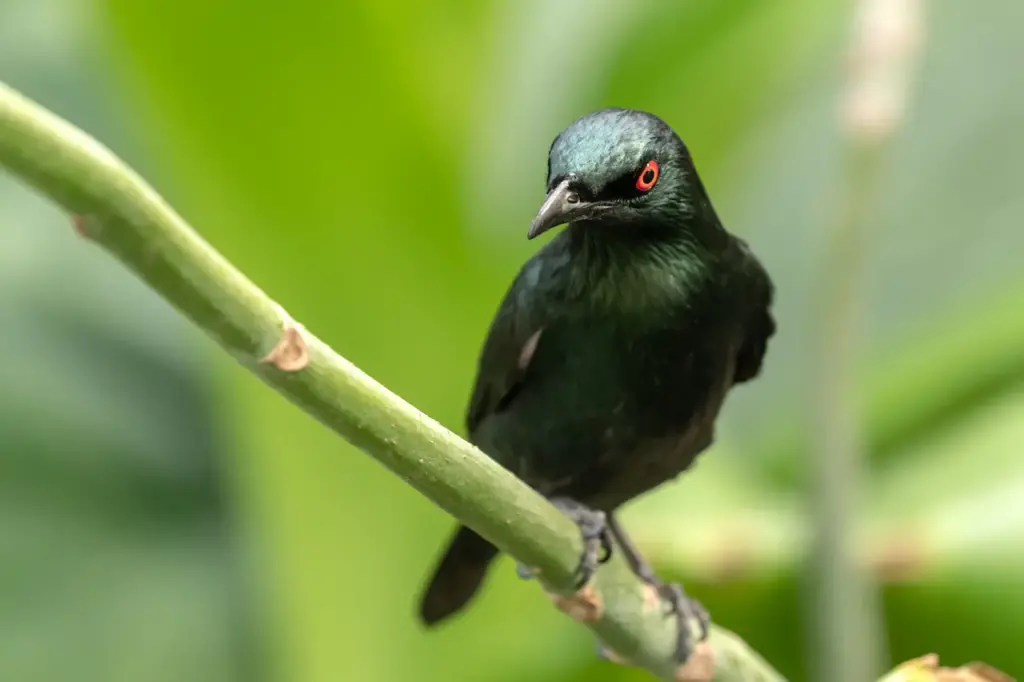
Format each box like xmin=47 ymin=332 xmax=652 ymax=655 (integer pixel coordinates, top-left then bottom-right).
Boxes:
xmin=636 ymin=160 xmax=659 ymax=191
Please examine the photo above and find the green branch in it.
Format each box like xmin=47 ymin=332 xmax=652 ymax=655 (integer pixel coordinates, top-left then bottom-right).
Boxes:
xmin=0 ymin=80 xmax=783 ymax=681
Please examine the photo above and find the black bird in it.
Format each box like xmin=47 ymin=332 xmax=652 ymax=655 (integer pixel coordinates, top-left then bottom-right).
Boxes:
xmin=417 ymin=108 xmax=775 ymax=660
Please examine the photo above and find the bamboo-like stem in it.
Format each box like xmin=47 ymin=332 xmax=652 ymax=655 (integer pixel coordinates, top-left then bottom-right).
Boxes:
xmin=808 ymin=2 xmax=927 ymax=682
xmin=0 ymin=79 xmax=784 ymax=682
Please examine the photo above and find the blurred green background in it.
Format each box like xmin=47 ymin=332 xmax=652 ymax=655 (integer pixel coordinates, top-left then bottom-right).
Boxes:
xmin=2 ymin=0 xmax=1022 ymax=680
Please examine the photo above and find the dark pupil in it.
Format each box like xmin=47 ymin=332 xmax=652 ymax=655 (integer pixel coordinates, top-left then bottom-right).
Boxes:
xmin=642 ymin=169 xmax=654 ymax=184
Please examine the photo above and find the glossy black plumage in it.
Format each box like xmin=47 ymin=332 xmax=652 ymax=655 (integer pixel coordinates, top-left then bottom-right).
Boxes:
xmin=419 ymin=108 xmax=775 ymax=631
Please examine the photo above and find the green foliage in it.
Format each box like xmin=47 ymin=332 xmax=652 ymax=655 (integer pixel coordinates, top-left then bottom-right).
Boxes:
xmin=2 ymin=0 xmax=1022 ymax=680
xmin=0 ymin=5 xmax=261 ymax=681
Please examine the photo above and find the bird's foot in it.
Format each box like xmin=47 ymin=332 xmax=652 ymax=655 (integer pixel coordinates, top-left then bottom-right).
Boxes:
xmin=551 ymin=496 xmax=612 ymax=588
xmin=605 ymin=515 xmax=709 ymax=663
xmin=515 ymin=497 xmax=611 ymax=587
xmin=592 ymin=583 xmax=708 ymax=667
xmin=653 ymin=580 xmax=709 ymax=664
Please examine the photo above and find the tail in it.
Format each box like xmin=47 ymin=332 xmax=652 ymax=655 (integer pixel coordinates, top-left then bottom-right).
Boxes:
xmin=418 ymin=524 xmax=499 ymax=626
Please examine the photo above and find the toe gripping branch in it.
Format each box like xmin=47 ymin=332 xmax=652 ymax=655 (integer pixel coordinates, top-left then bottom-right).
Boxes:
xmin=516 ymin=497 xmax=612 ymax=622
xmin=605 ymin=512 xmax=711 ymax=666
xmin=660 ymin=581 xmax=711 ymax=668
xmin=517 ymin=496 xmax=712 ymax=674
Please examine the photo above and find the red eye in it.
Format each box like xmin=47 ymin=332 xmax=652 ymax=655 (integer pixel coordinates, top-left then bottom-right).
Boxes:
xmin=636 ymin=160 xmax=659 ymax=191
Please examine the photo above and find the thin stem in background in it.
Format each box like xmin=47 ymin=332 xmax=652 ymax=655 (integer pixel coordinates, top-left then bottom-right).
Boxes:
xmin=809 ymin=1 xmax=927 ymax=682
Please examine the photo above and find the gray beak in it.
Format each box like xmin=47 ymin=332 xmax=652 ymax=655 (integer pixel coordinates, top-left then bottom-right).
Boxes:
xmin=527 ymin=178 xmax=592 ymax=239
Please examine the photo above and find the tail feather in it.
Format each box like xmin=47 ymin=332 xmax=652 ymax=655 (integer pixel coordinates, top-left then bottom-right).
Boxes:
xmin=418 ymin=525 xmax=498 ymax=626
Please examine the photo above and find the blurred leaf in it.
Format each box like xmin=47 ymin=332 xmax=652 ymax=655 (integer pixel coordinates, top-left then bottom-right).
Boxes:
xmin=639 ymin=388 xmax=1024 ymax=678
xmin=714 ymin=0 xmax=1024 ymax=465
xmin=870 ymin=386 xmax=1024 ymax=678
xmin=756 ymin=286 xmax=1024 ymax=488
xmin=0 ymin=1 xmax=262 ymax=680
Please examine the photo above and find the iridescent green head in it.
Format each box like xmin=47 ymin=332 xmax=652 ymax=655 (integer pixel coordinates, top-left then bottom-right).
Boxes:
xmin=528 ymin=108 xmax=707 ymax=239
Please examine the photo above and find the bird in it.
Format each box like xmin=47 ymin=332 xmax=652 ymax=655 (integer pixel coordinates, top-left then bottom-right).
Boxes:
xmin=417 ymin=107 xmax=775 ymax=662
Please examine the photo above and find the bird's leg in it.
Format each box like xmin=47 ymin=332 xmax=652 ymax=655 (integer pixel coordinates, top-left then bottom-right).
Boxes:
xmin=607 ymin=514 xmax=709 ymax=663
xmin=515 ymin=496 xmax=611 ymax=586
xmin=607 ymin=514 xmax=659 ymax=583
xmin=552 ymin=496 xmax=613 ymax=587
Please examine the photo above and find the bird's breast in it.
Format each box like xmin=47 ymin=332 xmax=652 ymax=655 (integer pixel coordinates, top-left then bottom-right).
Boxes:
xmin=569 ymin=326 xmax=739 ymax=510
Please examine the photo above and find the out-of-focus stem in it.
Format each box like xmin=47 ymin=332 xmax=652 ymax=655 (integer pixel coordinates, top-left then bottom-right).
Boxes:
xmin=808 ymin=2 xmax=926 ymax=682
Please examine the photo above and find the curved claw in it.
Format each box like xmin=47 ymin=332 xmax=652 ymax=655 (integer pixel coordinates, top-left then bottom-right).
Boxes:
xmin=603 ymin=514 xmax=710 ymax=662
xmin=660 ymin=582 xmax=710 ymax=662
xmin=597 ymin=533 xmax=613 ymax=564
xmin=549 ymin=496 xmax=612 ymax=588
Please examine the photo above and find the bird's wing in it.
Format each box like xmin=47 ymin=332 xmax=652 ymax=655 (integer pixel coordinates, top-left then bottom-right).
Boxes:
xmin=732 ymin=240 xmax=776 ymax=384
xmin=465 ymin=262 xmax=553 ymax=438
xmin=733 ymin=306 xmax=775 ymax=383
